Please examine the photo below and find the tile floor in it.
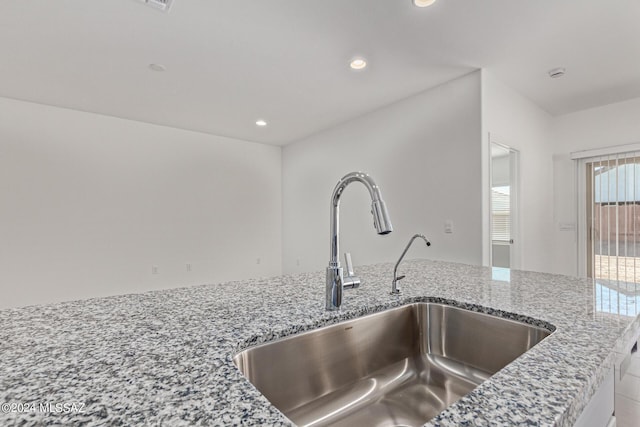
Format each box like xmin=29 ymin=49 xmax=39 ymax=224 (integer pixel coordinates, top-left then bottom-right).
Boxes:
xmin=616 ymin=352 xmax=640 ymax=427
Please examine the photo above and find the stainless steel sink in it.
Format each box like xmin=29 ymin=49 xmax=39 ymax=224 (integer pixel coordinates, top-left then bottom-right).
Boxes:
xmin=233 ymin=302 xmax=552 ymax=427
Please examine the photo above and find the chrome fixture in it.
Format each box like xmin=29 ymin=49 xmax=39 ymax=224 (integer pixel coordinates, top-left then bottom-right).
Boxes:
xmin=392 ymin=233 xmax=430 ymax=295
xmin=326 ymin=172 xmax=392 ymax=311
xmin=342 ymin=252 xmax=360 ymax=290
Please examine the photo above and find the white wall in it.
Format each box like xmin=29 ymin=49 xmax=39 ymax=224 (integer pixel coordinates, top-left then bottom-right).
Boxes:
xmin=0 ymin=97 xmax=282 ymax=309
xmin=481 ymin=71 xmax=554 ymax=272
xmin=6 ymin=68 xmax=621 ymax=310
xmin=551 ymin=97 xmax=640 ymax=276
xmin=282 ymin=72 xmax=483 ymax=275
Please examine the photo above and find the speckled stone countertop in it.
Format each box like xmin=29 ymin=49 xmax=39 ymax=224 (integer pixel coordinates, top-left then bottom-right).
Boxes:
xmin=1 ymin=260 xmax=640 ymax=426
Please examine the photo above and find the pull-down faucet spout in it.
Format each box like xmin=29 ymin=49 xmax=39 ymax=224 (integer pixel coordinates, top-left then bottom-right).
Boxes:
xmin=326 ymin=172 xmax=393 ymax=311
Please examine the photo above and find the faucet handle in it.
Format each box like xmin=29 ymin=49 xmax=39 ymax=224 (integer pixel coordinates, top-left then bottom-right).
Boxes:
xmin=344 ymin=253 xmax=355 ymax=276
xmin=343 ymin=253 xmax=360 ymax=289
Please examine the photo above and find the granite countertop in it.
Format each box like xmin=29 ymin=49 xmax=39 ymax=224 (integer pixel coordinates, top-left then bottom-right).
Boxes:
xmin=1 ymin=259 xmax=639 ymax=426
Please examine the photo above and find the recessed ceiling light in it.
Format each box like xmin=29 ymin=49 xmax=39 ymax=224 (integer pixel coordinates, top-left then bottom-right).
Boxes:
xmin=149 ymin=63 xmax=166 ymax=72
xmin=413 ymin=0 xmax=437 ymax=7
xmin=255 ymin=119 xmax=267 ymax=127
xmin=350 ymin=57 xmax=367 ymax=70
xmin=548 ymin=67 xmax=566 ymax=78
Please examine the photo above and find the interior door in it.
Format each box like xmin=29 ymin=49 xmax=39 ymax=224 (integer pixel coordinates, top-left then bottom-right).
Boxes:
xmin=490 ymin=142 xmax=519 ymax=269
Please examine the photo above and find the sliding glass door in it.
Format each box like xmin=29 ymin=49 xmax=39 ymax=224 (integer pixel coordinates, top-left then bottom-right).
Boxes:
xmin=584 ymin=153 xmax=640 ymax=316
xmin=586 ymin=155 xmax=640 ymax=282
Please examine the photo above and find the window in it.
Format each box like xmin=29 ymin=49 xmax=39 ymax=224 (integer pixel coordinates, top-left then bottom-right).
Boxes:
xmin=491 ymin=185 xmax=511 ymax=243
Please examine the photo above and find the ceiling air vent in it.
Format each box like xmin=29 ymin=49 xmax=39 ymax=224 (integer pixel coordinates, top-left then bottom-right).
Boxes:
xmin=138 ymin=0 xmax=173 ymax=13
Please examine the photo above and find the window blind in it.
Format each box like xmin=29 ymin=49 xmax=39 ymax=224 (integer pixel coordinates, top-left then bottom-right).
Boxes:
xmin=588 ymin=152 xmax=640 ymax=284
xmin=491 ymin=186 xmax=510 ymax=243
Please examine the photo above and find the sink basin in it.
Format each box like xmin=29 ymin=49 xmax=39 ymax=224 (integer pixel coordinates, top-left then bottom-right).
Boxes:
xmin=233 ymin=302 xmax=552 ymax=427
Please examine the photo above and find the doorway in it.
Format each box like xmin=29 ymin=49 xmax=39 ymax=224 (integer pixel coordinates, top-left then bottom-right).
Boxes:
xmin=585 ymin=155 xmax=640 ymax=282
xmin=580 ymin=151 xmax=640 ymax=317
xmin=490 ymin=142 xmax=519 ymax=269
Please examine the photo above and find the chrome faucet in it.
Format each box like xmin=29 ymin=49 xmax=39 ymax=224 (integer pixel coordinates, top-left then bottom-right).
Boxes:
xmin=391 ymin=234 xmax=431 ymax=295
xmin=326 ymin=172 xmax=393 ymax=311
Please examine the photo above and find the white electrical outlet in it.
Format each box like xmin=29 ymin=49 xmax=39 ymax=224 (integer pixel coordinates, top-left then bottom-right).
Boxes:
xmin=559 ymin=222 xmax=576 ymax=231
xmin=256 ymin=257 xmax=261 ymax=265
xmin=444 ymin=220 xmax=454 ymax=234
xmin=151 ymin=265 xmax=159 ymax=274
xmin=186 ymin=263 xmax=192 ymax=272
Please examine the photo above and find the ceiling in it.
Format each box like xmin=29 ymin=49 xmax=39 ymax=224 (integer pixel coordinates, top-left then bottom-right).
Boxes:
xmin=1 ymin=1 xmax=639 ymax=145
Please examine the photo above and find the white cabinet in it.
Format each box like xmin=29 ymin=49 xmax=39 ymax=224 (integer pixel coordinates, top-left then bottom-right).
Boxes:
xmin=574 ymin=368 xmax=614 ymax=427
